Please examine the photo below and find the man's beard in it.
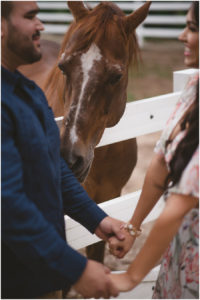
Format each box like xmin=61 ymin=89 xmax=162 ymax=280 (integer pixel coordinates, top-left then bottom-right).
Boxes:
xmin=7 ymin=23 xmax=42 ymax=65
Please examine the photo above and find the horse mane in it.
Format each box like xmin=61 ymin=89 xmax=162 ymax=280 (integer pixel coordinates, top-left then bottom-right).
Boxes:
xmin=43 ymin=2 xmax=140 ymax=108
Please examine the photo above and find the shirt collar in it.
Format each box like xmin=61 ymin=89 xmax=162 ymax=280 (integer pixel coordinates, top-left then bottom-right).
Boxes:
xmin=1 ymin=66 xmax=36 ymax=90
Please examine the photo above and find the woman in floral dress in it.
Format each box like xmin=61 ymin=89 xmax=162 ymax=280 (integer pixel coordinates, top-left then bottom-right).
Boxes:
xmin=108 ymin=2 xmax=199 ymax=299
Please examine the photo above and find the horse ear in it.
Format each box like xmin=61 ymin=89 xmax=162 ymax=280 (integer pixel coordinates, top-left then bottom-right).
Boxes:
xmin=124 ymin=1 xmax=151 ymax=34
xmin=67 ymin=1 xmax=88 ymax=21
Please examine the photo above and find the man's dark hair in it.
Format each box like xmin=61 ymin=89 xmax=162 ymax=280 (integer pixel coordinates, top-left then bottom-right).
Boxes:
xmin=1 ymin=1 xmax=13 ymax=19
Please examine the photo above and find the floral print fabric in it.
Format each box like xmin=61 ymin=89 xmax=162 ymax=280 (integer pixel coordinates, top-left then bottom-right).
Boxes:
xmin=152 ymin=73 xmax=199 ymax=299
xmin=153 ymin=209 xmax=199 ymax=299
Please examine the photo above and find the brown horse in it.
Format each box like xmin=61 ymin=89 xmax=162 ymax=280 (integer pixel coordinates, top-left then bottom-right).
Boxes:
xmin=20 ymin=1 xmax=151 ymax=262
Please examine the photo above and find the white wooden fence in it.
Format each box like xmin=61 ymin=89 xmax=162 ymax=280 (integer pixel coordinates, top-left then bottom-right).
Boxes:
xmin=55 ymin=68 xmax=198 ymax=249
xmin=57 ymin=68 xmax=197 ymax=298
xmin=38 ymin=1 xmax=191 ymax=41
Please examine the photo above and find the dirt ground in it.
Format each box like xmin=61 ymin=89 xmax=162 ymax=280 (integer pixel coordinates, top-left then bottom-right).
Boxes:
xmin=127 ymin=40 xmax=185 ymax=100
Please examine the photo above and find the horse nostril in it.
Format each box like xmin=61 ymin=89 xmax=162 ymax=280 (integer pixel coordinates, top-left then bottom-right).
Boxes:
xmin=61 ymin=143 xmax=87 ymax=176
xmin=72 ymin=155 xmax=84 ymax=171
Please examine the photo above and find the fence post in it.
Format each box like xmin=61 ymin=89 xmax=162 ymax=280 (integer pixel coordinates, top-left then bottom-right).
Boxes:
xmin=136 ymin=24 xmax=144 ymax=48
xmin=173 ymin=68 xmax=198 ymax=92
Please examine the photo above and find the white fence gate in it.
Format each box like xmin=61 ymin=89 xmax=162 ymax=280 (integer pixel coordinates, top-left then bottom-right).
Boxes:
xmin=56 ymin=68 xmax=197 ymax=298
xmin=38 ymin=1 xmax=191 ymax=42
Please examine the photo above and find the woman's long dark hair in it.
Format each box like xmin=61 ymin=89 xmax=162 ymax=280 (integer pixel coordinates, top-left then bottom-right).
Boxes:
xmin=165 ymin=83 xmax=199 ymax=189
xmin=192 ymin=1 xmax=199 ymax=27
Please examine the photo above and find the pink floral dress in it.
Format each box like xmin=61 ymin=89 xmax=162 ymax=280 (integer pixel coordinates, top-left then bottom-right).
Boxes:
xmin=152 ymin=73 xmax=199 ymax=299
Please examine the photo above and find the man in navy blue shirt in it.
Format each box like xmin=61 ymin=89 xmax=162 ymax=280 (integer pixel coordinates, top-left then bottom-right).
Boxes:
xmin=1 ymin=2 xmax=125 ymax=298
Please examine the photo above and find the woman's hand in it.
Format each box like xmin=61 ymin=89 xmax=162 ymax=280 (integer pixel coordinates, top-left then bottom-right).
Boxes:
xmin=108 ymin=227 xmax=136 ymax=258
xmin=109 ymin=272 xmax=138 ymax=292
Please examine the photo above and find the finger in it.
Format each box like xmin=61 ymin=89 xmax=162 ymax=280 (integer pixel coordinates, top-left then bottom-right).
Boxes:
xmin=108 ymin=236 xmax=118 ymax=244
xmin=112 ymin=288 xmax=119 ymax=298
xmin=104 ymin=266 xmax=111 ymax=274
xmin=120 ymin=223 xmax=125 ymax=230
xmin=116 ymin=245 xmax=127 ymax=258
xmin=100 ymin=282 xmax=109 ymax=299
xmin=109 ymin=244 xmax=123 ymax=255
xmin=94 ymin=291 xmax=101 ymax=299
xmin=108 ymin=242 xmax=115 ymax=251
xmin=109 ymin=247 xmax=122 ymax=258
xmin=109 ymin=238 xmax=122 ymax=248
xmin=112 ymin=247 xmax=126 ymax=258
xmin=110 ymin=249 xmax=120 ymax=258
xmin=113 ymin=228 xmax=125 ymax=240
xmin=108 ymin=281 xmax=119 ymax=298
xmin=103 ymin=288 xmax=110 ymax=299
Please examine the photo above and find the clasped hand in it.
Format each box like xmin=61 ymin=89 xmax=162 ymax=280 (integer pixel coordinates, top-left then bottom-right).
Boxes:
xmin=74 ymin=218 xmax=138 ymax=298
xmin=108 ymin=225 xmax=136 ymax=258
xmin=106 ymin=226 xmax=138 ymax=293
xmin=74 ymin=216 xmax=131 ymax=298
xmin=96 ymin=217 xmax=136 ymax=258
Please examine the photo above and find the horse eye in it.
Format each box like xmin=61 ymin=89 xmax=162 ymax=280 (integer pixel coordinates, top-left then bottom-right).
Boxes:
xmin=58 ymin=62 xmax=65 ymax=72
xmin=58 ymin=63 xmax=68 ymax=76
xmin=109 ymin=73 xmax=122 ymax=85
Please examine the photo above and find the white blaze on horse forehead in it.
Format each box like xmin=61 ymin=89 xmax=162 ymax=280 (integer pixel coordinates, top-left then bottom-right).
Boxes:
xmin=70 ymin=126 xmax=77 ymax=145
xmin=70 ymin=43 xmax=102 ymax=145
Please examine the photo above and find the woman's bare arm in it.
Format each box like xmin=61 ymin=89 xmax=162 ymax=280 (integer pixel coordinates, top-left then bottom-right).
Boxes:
xmin=129 ymin=152 xmax=168 ymax=229
xmin=109 ymin=152 xmax=168 ymax=258
xmin=109 ymin=193 xmax=198 ymax=292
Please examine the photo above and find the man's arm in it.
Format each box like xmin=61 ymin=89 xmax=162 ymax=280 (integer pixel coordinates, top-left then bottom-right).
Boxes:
xmin=2 ymin=104 xmax=120 ymax=298
xmin=2 ymin=105 xmax=88 ymax=289
xmin=61 ymin=157 xmax=125 ymax=240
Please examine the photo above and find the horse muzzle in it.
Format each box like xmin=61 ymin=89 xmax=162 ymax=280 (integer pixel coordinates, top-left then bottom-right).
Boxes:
xmin=61 ymin=142 xmax=94 ymax=183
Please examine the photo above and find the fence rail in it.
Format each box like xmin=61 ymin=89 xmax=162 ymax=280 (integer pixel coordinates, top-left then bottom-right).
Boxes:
xmin=57 ymin=68 xmax=197 ymax=298
xmin=54 ymin=68 xmax=198 ymax=249
xmin=38 ymin=1 xmax=191 ymax=40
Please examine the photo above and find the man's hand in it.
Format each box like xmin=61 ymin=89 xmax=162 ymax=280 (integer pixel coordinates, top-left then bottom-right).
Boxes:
xmin=73 ymin=259 xmax=119 ymax=298
xmin=108 ymin=227 xmax=136 ymax=258
xmin=94 ymin=216 xmax=125 ymax=241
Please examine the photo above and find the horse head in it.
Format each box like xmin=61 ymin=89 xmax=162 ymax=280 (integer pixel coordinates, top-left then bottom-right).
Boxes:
xmin=57 ymin=1 xmax=151 ymax=182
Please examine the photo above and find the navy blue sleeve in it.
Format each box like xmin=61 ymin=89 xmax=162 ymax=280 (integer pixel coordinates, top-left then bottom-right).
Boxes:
xmin=2 ymin=105 xmax=87 ymax=288
xmin=61 ymin=158 xmax=107 ymax=233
